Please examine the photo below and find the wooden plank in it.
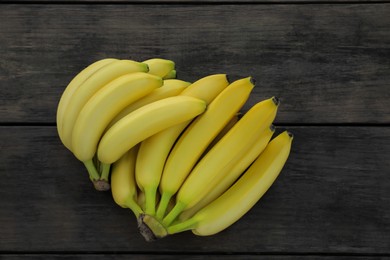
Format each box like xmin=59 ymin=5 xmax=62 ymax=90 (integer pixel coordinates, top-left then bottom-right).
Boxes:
xmin=4 ymin=0 xmax=390 ymax=3
xmin=0 ymin=4 xmax=389 ymax=124
xmin=0 ymin=254 xmax=388 ymax=259
xmin=0 ymin=126 xmax=389 ymax=253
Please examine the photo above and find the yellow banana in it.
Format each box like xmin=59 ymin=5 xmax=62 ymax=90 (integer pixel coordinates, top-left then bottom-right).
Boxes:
xmin=163 ymin=69 xmax=176 ymax=79
xmin=71 ymin=72 xmax=162 ymax=185
xmin=143 ymin=58 xmax=175 ymax=78
xmin=162 ymin=97 xmax=280 ymax=226
xmin=137 ymin=190 xmax=146 ymax=212
xmin=60 ymin=59 xmax=148 ymax=151
xmin=135 ymin=120 xmax=190 ymax=216
xmin=56 ymin=58 xmax=117 ymax=146
xmin=111 ymin=145 xmax=143 ymax=218
xmin=97 ymin=96 xmax=207 ymax=165
xmin=179 ymin=125 xmax=275 ymax=221
xmin=135 ymin=74 xmax=230 ymax=218
xmin=167 ymin=131 xmax=293 ymax=236
xmin=108 ymin=79 xmax=191 ymax=129
xmin=157 ymin=77 xmax=255 ymax=220
xmin=203 ymin=112 xmax=241 ymax=155
xmin=179 ymin=74 xmax=229 ymax=102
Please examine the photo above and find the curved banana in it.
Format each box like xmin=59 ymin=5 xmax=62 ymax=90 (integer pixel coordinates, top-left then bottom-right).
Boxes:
xmin=179 ymin=74 xmax=229 ymax=102
xmin=60 ymin=59 xmax=148 ymax=151
xmin=163 ymin=69 xmax=177 ymax=79
xmin=56 ymin=58 xmax=117 ymax=145
xmin=167 ymin=131 xmax=293 ymax=236
xmin=136 ymin=120 xmax=191 ymax=216
xmin=203 ymin=112 xmax=240 ymax=155
xmin=157 ymin=77 xmax=255 ymax=219
xmin=97 ymin=96 xmax=207 ymax=165
xmin=111 ymin=145 xmax=143 ymax=218
xmin=143 ymin=58 xmax=175 ymax=78
xmin=71 ymin=72 xmax=163 ymax=183
xmin=162 ymin=97 xmax=280 ymax=226
xmin=108 ymin=79 xmax=191 ymax=129
xmin=135 ymin=74 xmax=230 ymax=218
xmin=179 ymin=125 xmax=275 ymax=221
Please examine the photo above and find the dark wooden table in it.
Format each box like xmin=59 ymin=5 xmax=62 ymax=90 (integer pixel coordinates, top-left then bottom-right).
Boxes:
xmin=1 ymin=0 xmax=390 ymax=259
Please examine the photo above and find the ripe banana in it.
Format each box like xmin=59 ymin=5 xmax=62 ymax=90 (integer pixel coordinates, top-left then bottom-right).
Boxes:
xmin=135 ymin=74 xmax=230 ymax=218
xmin=136 ymin=120 xmax=190 ymax=216
xmin=163 ymin=69 xmax=177 ymax=79
xmin=60 ymin=59 xmax=148 ymax=151
xmin=71 ymin=72 xmax=162 ymax=184
xmin=56 ymin=58 xmax=117 ymax=146
xmin=108 ymin=79 xmax=191 ymax=129
xmin=203 ymin=112 xmax=241 ymax=155
xmin=162 ymin=97 xmax=280 ymax=226
xmin=111 ymin=145 xmax=143 ymax=218
xmin=97 ymin=96 xmax=207 ymax=165
xmin=167 ymin=130 xmax=293 ymax=236
xmin=143 ymin=58 xmax=175 ymax=78
xmin=179 ymin=125 xmax=275 ymax=221
xmin=157 ymin=77 xmax=255 ymax=220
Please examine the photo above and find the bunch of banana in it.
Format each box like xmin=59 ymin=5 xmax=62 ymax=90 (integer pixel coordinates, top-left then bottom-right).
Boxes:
xmin=56 ymin=58 xmax=194 ymax=190
xmin=56 ymin=57 xmax=294 ymax=240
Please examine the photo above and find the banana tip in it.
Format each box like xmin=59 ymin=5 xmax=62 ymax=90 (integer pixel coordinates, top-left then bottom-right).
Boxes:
xmin=249 ymin=77 xmax=256 ymax=86
xmin=225 ymin=74 xmax=231 ymax=84
xmin=272 ymin=96 xmax=280 ymax=106
xmin=287 ymin=131 xmax=294 ymax=139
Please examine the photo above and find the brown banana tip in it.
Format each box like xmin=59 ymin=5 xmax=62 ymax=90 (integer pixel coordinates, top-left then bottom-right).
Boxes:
xmin=270 ymin=124 xmax=276 ymax=132
xmin=92 ymin=180 xmax=111 ymax=191
xmin=225 ymin=74 xmax=231 ymax=84
xmin=272 ymin=96 xmax=280 ymax=106
xmin=287 ymin=131 xmax=294 ymax=139
xmin=249 ymin=77 xmax=256 ymax=86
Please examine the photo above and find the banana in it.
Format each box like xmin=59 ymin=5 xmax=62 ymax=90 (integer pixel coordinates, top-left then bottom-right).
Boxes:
xmin=143 ymin=58 xmax=175 ymax=78
xmin=157 ymin=77 xmax=255 ymax=220
xmin=60 ymin=59 xmax=148 ymax=151
xmin=107 ymin=79 xmax=191 ymax=129
xmin=167 ymin=131 xmax=293 ymax=236
xmin=71 ymin=72 xmax=163 ymax=184
xmin=179 ymin=74 xmax=229 ymax=102
xmin=203 ymin=112 xmax=241 ymax=155
xmin=178 ymin=125 xmax=275 ymax=221
xmin=135 ymin=120 xmax=190 ymax=216
xmin=135 ymin=74 xmax=230 ymax=218
xmin=97 ymin=96 xmax=207 ymax=165
xmin=56 ymin=58 xmax=117 ymax=146
xmin=163 ymin=69 xmax=177 ymax=79
xmin=162 ymin=97 xmax=280 ymax=226
xmin=111 ymin=145 xmax=143 ymax=218
xmin=137 ymin=190 xmax=146 ymax=212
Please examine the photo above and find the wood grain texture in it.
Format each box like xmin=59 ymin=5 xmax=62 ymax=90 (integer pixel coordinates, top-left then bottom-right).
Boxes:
xmin=0 ymin=4 xmax=389 ymax=124
xmin=1 ymin=255 xmax=389 ymax=259
xmin=0 ymin=126 xmax=389 ymax=253
xmin=4 ymin=0 xmax=390 ymax=2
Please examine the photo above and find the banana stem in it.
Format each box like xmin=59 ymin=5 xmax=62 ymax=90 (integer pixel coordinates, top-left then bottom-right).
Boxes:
xmin=144 ymin=187 xmax=157 ymax=216
xmin=156 ymin=192 xmax=173 ymax=220
xmin=163 ymin=201 xmax=187 ymax=227
xmin=126 ymin=198 xmax=144 ymax=218
xmin=100 ymin=162 xmax=111 ymax=181
xmin=83 ymin=159 xmax=100 ymax=181
xmin=166 ymin=217 xmax=198 ymax=235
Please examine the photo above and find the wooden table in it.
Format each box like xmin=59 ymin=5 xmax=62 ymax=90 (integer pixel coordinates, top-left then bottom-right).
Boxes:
xmin=1 ymin=0 xmax=390 ymax=258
